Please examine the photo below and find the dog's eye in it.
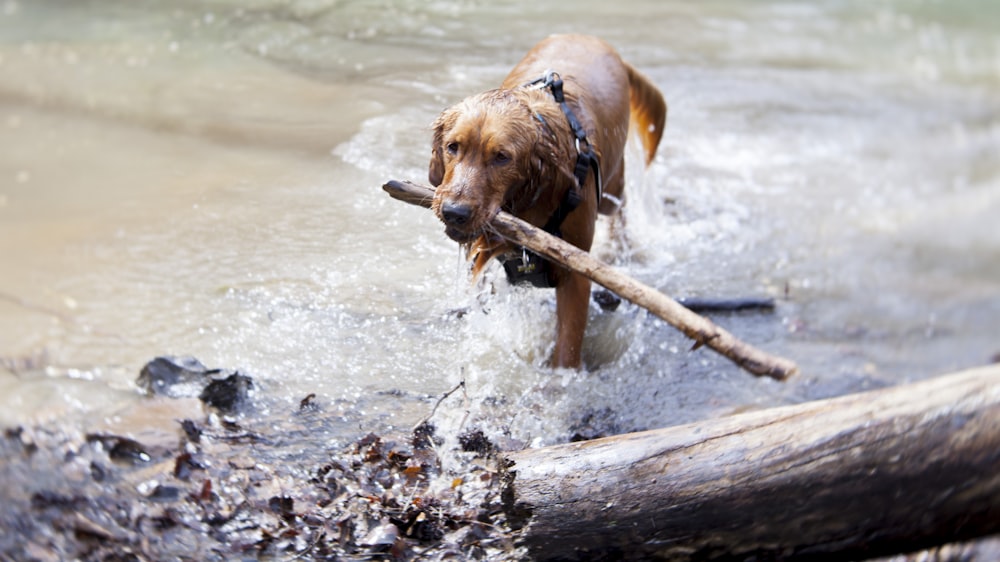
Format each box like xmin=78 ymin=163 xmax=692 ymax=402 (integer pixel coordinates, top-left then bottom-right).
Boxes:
xmin=494 ymin=151 xmax=511 ymax=164
xmin=446 ymin=142 xmax=459 ymax=155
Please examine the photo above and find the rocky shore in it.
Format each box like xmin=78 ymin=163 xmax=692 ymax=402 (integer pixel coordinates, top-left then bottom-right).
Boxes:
xmin=0 ymin=357 xmax=516 ymax=561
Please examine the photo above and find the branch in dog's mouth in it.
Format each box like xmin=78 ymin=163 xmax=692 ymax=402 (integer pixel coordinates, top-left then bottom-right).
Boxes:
xmin=383 ymin=179 xmax=799 ymax=381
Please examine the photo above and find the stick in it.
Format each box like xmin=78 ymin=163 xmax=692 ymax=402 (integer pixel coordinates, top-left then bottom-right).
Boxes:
xmin=411 ymin=379 xmax=467 ymax=432
xmin=383 ymin=180 xmax=797 ymax=380
xmin=500 ymin=364 xmax=1000 ymax=560
xmin=675 ymin=296 xmax=775 ymax=313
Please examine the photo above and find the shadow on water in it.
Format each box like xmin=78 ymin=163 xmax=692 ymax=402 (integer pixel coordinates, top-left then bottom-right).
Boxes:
xmin=0 ymin=2 xmax=999 ymax=554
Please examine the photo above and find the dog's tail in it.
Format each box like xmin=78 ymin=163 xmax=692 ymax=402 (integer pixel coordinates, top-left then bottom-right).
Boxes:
xmin=625 ymin=63 xmax=667 ymax=166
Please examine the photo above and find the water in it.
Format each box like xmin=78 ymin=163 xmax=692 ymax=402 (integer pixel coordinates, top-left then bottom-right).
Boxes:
xmin=1 ymin=0 xmax=998 ymax=446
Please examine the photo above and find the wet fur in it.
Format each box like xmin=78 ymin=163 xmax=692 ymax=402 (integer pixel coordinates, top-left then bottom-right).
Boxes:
xmin=429 ymin=34 xmax=666 ymax=369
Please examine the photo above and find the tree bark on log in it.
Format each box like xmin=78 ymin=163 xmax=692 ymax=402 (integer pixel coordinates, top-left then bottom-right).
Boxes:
xmin=499 ymin=364 xmax=1000 ymax=560
xmin=382 ymin=179 xmax=797 ymax=380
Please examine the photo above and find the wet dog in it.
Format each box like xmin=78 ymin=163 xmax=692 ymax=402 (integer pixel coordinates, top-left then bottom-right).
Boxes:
xmin=429 ymin=34 xmax=666 ymax=369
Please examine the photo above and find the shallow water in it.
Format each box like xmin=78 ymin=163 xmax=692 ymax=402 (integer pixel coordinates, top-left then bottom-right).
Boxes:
xmin=1 ymin=0 xmax=998 ymax=445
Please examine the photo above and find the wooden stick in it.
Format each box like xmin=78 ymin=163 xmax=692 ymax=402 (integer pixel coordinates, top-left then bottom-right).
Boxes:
xmin=501 ymin=364 xmax=1000 ymax=560
xmin=675 ymin=295 xmax=775 ymax=313
xmin=383 ymin=180 xmax=797 ymax=380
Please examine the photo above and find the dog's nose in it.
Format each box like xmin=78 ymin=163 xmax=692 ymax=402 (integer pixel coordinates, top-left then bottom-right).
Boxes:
xmin=441 ymin=202 xmax=473 ymax=226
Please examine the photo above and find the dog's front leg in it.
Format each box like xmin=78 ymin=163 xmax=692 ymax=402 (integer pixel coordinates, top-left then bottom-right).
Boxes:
xmin=552 ymin=271 xmax=592 ymax=369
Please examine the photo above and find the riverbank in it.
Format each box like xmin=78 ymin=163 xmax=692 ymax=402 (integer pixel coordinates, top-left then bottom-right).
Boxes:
xmin=4 ymin=357 xmax=1000 ymax=561
xmin=1 ymin=358 xmax=517 ymax=560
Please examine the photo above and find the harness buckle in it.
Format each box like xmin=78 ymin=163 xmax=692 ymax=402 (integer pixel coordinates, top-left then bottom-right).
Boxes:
xmin=500 ymin=248 xmax=553 ymax=288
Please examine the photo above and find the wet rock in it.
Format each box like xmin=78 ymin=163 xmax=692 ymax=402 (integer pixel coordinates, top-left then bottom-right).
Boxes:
xmin=86 ymin=434 xmax=152 ymax=466
xmin=137 ymin=356 xmax=215 ymax=398
xmin=179 ymin=419 xmax=201 ymax=444
xmin=592 ymin=288 xmax=621 ymax=312
xmin=360 ymin=519 xmax=399 ymax=547
xmin=2 ymin=360 xmax=518 ymax=561
xmin=137 ymin=356 xmax=256 ymax=415
xmin=89 ymin=461 xmax=107 ymax=482
xmin=267 ymin=496 xmax=295 ymax=522
xmin=6 ymin=425 xmax=38 ymax=455
xmin=568 ymin=407 xmax=621 ymax=442
xmin=146 ymin=485 xmax=181 ymax=503
xmin=199 ymin=373 xmax=254 ymax=414
xmin=30 ymin=491 xmax=85 ymax=511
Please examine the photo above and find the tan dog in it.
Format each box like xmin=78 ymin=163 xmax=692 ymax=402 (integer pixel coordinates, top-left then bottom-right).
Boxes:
xmin=429 ymin=34 xmax=666 ymax=369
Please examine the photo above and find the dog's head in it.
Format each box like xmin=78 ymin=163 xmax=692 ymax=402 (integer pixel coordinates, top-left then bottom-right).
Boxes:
xmin=429 ymin=89 xmax=569 ymax=244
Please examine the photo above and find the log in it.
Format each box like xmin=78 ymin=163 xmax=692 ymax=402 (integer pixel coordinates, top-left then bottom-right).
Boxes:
xmin=382 ymin=179 xmax=797 ymax=380
xmin=499 ymin=364 xmax=1000 ymax=560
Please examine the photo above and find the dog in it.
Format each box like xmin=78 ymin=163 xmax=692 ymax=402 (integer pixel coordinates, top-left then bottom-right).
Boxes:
xmin=429 ymin=34 xmax=666 ymax=369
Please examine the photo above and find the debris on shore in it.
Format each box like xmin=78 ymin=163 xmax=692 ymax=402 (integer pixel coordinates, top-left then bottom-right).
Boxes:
xmin=0 ymin=356 xmax=518 ymax=561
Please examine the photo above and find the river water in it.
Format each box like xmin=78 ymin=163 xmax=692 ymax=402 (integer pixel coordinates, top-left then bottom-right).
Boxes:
xmin=1 ymin=0 xmax=998 ymax=446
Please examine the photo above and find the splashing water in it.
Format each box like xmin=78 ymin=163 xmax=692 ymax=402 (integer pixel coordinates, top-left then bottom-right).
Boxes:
xmin=0 ymin=0 xmax=997 ymax=446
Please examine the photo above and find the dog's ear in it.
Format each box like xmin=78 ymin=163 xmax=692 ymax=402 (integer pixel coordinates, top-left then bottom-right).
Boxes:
xmin=429 ymin=145 xmax=444 ymax=187
xmin=429 ymin=107 xmax=458 ymax=187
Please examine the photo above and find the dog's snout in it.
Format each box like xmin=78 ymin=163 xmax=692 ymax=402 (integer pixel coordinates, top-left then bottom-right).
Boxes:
xmin=441 ymin=202 xmax=473 ymax=226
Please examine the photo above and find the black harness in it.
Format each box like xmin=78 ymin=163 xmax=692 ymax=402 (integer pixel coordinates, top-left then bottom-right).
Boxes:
xmin=500 ymin=71 xmax=602 ymax=288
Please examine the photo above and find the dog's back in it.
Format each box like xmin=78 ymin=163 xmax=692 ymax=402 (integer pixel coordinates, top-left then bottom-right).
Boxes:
xmin=502 ymin=34 xmax=666 ymax=216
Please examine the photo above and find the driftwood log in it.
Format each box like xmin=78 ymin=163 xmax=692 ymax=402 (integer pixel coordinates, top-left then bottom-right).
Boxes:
xmin=382 ymin=179 xmax=797 ymax=380
xmin=499 ymin=364 xmax=1000 ymax=560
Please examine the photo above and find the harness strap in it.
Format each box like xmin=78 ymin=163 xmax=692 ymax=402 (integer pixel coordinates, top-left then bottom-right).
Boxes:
xmin=501 ymin=71 xmax=602 ymax=288
xmin=526 ymin=71 xmax=603 ymax=206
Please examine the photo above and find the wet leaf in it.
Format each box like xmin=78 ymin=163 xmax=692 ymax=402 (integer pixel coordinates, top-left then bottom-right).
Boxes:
xmin=299 ymin=393 xmax=319 ymax=411
xmin=197 ymin=479 xmax=213 ymax=502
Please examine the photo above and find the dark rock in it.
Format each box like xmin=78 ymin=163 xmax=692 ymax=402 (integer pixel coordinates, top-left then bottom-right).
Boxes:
xmin=592 ymin=289 xmax=621 ymax=312
xmin=198 ymin=373 xmax=254 ymax=414
xmin=90 ymin=461 xmax=107 ymax=482
xmin=86 ymin=434 xmax=152 ymax=466
xmin=569 ymin=407 xmax=621 ymax=442
xmin=147 ymin=485 xmax=181 ymax=503
xmin=138 ymin=356 xmax=256 ymax=415
xmin=268 ymin=496 xmax=295 ymax=522
xmin=31 ymin=491 xmax=84 ymax=510
xmin=137 ymin=356 xmax=214 ymax=398
xmin=179 ymin=419 xmax=201 ymax=444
